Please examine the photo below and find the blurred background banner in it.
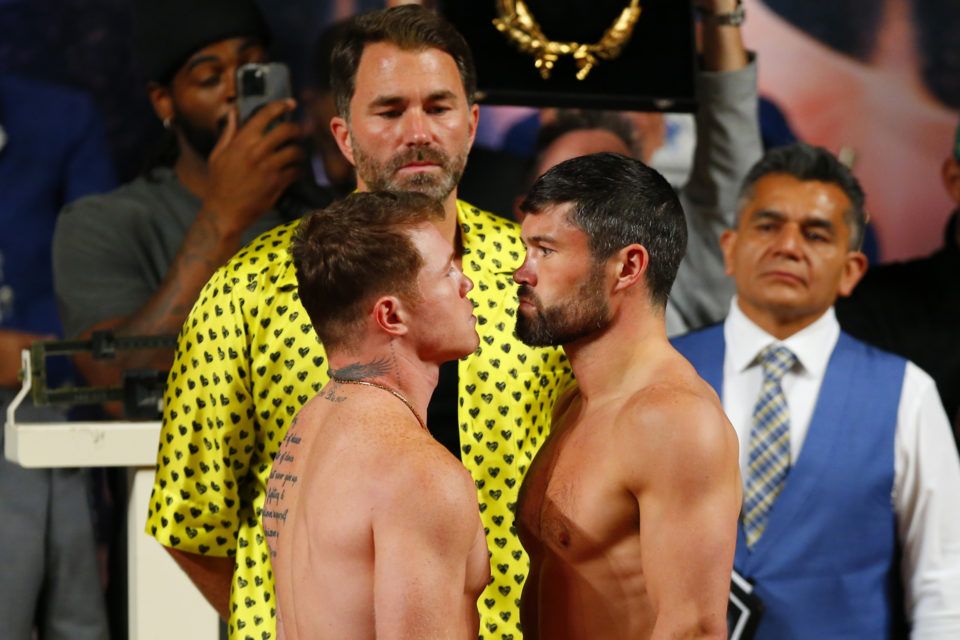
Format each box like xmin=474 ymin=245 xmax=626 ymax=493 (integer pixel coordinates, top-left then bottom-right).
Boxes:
xmin=2 ymin=0 xmax=957 ymax=260
xmin=742 ymin=0 xmax=960 ymax=262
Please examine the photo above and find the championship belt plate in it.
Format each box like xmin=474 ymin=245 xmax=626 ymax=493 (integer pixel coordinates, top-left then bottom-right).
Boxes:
xmin=439 ymin=0 xmax=698 ymax=112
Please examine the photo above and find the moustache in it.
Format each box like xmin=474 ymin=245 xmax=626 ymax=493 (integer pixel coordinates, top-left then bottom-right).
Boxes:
xmin=386 ymin=146 xmax=450 ymax=174
xmin=517 ymin=285 xmax=540 ymax=307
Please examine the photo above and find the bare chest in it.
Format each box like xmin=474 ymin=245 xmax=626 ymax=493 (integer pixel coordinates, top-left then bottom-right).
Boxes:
xmin=517 ymin=412 xmax=638 ymax=561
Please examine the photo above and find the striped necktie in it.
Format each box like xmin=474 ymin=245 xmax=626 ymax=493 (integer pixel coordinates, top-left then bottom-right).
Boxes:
xmin=743 ymin=344 xmax=797 ymax=548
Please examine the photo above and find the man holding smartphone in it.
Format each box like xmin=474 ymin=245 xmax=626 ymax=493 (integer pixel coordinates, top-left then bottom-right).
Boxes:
xmin=51 ymin=0 xmax=330 ymax=399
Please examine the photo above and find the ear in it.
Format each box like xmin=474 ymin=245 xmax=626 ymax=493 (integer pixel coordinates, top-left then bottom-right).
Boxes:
xmin=147 ymin=81 xmax=174 ymax=124
xmin=513 ymin=195 xmax=526 ymax=224
xmin=942 ymin=157 xmax=960 ymax=205
xmin=330 ymin=115 xmax=355 ymax=167
xmin=466 ymin=102 xmax=479 ymax=152
xmin=610 ymin=244 xmax=648 ymax=294
xmin=836 ymin=250 xmax=869 ymax=298
xmin=719 ymin=229 xmax=738 ymax=277
xmin=372 ymin=295 xmax=409 ymax=338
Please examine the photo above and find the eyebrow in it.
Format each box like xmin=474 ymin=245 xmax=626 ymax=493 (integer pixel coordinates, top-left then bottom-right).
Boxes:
xmin=184 ymin=38 xmax=262 ymax=73
xmin=527 ymin=234 xmax=557 ymax=245
xmin=370 ymin=95 xmax=405 ymax=109
xmin=370 ymin=90 xmax=458 ymax=109
xmin=185 ymin=55 xmax=221 ymax=72
xmin=425 ymin=89 xmax=457 ymax=102
xmin=751 ymin=210 xmax=836 ymax=232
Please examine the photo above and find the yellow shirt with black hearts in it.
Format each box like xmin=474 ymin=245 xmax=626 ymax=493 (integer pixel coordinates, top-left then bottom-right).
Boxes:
xmin=146 ymin=201 xmax=574 ymax=640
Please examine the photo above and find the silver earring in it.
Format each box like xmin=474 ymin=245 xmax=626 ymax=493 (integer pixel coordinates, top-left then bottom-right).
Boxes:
xmin=162 ymin=117 xmax=172 ymax=130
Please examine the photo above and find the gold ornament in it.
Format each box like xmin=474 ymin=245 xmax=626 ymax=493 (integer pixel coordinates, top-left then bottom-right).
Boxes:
xmin=492 ymin=0 xmax=642 ymax=81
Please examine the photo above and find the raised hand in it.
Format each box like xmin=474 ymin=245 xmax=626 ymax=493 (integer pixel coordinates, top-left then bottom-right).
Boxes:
xmin=202 ymin=98 xmax=305 ymax=237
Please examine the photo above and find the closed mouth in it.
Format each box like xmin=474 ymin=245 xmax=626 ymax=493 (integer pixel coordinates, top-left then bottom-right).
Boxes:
xmin=762 ymin=269 xmax=805 ymax=285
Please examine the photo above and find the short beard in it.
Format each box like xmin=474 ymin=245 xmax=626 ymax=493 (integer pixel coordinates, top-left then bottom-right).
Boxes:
xmin=515 ymin=263 xmax=610 ymax=347
xmin=351 ymin=135 xmax=469 ymax=202
xmin=173 ymin=109 xmax=226 ymax=160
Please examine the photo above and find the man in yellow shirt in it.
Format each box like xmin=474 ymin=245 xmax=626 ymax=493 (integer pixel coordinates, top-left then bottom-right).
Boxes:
xmin=147 ymin=7 xmax=571 ymax=640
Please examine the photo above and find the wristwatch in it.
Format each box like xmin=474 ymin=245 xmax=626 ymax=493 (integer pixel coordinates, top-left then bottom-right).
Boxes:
xmin=697 ymin=1 xmax=746 ymax=26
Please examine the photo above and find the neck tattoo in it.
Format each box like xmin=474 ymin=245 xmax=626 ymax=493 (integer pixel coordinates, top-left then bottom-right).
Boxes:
xmin=331 ymin=377 xmax=426 ymax=431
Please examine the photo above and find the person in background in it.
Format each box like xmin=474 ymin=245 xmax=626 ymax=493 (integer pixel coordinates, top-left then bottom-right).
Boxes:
xmin=674 ymin=143 xmax=960 ymax=638
xmin=0 ymin=72 xmax=116 ymax=640
xmin=836 ymin=118 xmax=960 ymax=430
xmin=51 ymin=0 xmax=330 ymax=405
xmin=741 ymin=0 xmax=958 ymax=262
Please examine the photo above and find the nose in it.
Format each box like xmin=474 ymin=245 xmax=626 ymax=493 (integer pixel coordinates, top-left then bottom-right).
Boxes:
xmin=461 ymin=271 xmax=474 ymax=296
xmin=402 ymin=110 xmax=430 ymax=146
xmin=513 ymin=255 xmax=536 ymax=286
xmin=772 ymin=223 xmax=803 ymax=258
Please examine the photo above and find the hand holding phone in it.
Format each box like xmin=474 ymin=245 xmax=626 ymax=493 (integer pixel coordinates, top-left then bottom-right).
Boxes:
xmin=236 ymin=62 xmax=293 ymax=130
xmin=197 ymin=63 xmax=304 ymax=235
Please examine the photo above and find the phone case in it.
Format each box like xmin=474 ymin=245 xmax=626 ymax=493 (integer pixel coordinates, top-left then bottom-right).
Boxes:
xmin=236 ymin=62 xmax=292 ymax=127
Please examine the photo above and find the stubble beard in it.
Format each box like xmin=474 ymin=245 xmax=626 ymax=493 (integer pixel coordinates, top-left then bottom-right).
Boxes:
xmin=350 ymin=134 xmax=469 ymax=202
xmin=172 ymin=106 xmax=227 ymax=160
xmin=515 ymin=264 xmax=611 ymax=347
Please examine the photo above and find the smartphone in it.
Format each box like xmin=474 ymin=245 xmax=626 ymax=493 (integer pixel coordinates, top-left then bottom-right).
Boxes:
xmin=236 ymin=62 xmax=293 ymax=130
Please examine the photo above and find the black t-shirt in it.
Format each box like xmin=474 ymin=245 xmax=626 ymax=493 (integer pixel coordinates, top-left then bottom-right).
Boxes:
xmin=427 ymin=359 xmax=461 ymax=458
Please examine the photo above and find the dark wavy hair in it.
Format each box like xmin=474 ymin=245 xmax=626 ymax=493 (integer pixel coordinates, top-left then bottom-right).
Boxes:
xmin=521 ymin=152 xmax=687 ymax=309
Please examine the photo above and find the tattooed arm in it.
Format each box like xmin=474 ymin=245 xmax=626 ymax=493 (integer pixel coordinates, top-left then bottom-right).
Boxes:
xmin=52 ymin=102 xmax=304 ymax=405
xmin=67 ymin=215 xmax=256 ymax=395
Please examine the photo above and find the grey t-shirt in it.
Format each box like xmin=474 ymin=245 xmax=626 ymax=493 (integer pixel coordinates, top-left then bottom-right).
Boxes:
xmin=52 ymin=167 xmax=302 ymax=338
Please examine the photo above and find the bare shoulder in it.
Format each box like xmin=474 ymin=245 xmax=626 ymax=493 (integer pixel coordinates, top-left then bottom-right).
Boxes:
xmin=621 ymin=363 xmax=726 ymax=427
xmin=363 ymin=414 xmax=480 ymax=531
xmin=616 ymin=365 xmax=737 ymax=482
xmin=292 ymin=391 xmax=328 ymax=424
xmin=379 ymin=433 xmax=474 ymax=496
xmin=296 ymin=390 xmax=481 ymax=536
xmin=280 ymin=391 xmax=341 ymax=447
xmin=371 ymin=446 xmax=482 ymax=550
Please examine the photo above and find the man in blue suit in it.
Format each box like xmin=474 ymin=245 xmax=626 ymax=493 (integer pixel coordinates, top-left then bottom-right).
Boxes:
xmin=673 ymin=143 xmax=960 ymax=638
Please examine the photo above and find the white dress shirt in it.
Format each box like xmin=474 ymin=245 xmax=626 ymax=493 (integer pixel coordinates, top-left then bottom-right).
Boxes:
xmin=722 ymin=298 xmax=960 ymax=638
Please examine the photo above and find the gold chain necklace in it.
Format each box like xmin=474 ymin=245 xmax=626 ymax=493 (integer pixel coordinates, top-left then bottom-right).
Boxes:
xmin=493 ymin=0 xmax=642 ymax=80
xmin=331 ymin=377 xmax=427 ymax=431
